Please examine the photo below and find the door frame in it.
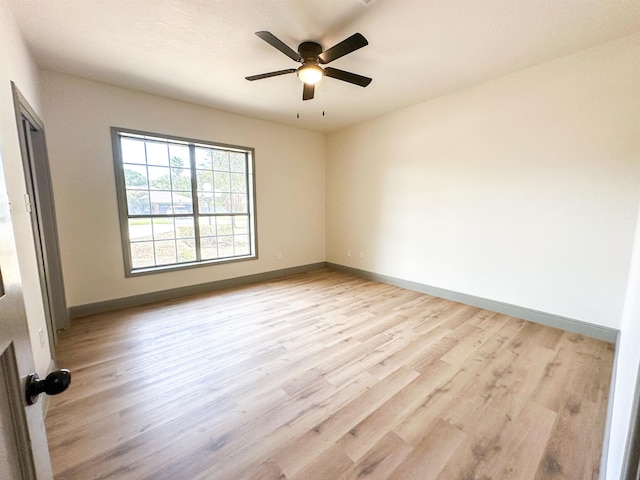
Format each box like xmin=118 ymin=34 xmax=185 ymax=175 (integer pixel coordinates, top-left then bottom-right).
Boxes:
xmin=0 ymin=342 xmax=38 ymax=479
xmin=11 ymin=82 xmax=68 ymax=349
xmin=623 ymin=366 xmax=640 ymax=479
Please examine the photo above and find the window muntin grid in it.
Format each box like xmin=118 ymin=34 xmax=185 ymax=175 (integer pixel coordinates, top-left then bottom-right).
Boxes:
xmin=112 ymin=128 xmax=256 ymax=275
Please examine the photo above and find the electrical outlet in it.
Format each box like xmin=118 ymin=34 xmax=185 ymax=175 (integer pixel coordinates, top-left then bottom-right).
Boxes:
xmin=359 ymin=251 xmax=364 ymax=259
xmin=277 ymin=251 xmax=283 ymax=260
xmin=346 ymin=249 xmax=352 ymax=257
xmin=38 ymin=328 xmax=46 ymax=348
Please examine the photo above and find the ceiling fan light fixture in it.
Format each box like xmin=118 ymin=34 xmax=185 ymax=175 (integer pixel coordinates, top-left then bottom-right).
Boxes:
xmin=297 ymin=64 xmax=323 ymax=85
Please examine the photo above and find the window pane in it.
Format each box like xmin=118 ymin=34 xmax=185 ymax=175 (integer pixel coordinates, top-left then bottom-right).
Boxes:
xmin=231 ymin=194 xmax=247 ymax=213
xmin=214 ymin=194 xmax=230 ymax=213
xmin=121 ymin=138 xmax=146 ymax=164
xmin=230 ymin=173 xmax=246 ymax=193
xmin=146 ymin=142 xmax=169 ymax=166
xmin=199 ymin=217 xmax=215 ymax=236
xmin=175 ymin=217 xmax=194 ymax=238
xmin=198 ymin=193 xmax=214 ymax=213
xmin=233 ymin=216 xmax=248 ymax=235
xmin=149 ymin=190 xmax=173 ymax=214
xmin=171 ymin=192 xmax=193 ymax=214
xmin=213 ymin=151 xmax=229 ymax=171
xmin=229 ymin=153 xmax=246 ymax=173
xmin=124 ymin=165 xmax=148 ymax=189
xmin=195 ymin=148 xmax=212 ymax=169
xmin=177 ymin=239 xmax=196 ymax=262
xmin=127 ymin=191 xmax=150 ymax=215
xmin=214 ymin=171 xmax=230 ymax=193
xmin=234 ymin=235 xmax=250 ymax=255
xmin=171 ymin=168 xmax=191 ymax=191
xmin=216 ymin=216 xmax=232 ymax=235
xmin=201 ymin=236 xmax=218 ymax=260
xmin=155 ymin=240 xmax=177 ymax=265
xmin=153 ymin=217 xmax=175 ymax=241
xmin=218 ymin=236 xmax=233 ymax=257
xmin=129 ymin=218 xmax=153 ymax=241
xmin=148 ymin=166 xmax=171 ymax=190
xmin=196 ymin=170 xmax=213 ymax=191
xmin=131 ymin=241 xmax=155 ymax=268
xmin=169 ymin=145 xmax=189 ymax=166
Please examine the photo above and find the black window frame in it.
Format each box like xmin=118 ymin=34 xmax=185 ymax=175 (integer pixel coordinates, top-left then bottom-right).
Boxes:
xmin=111 ymin=127 xmax=257 ymax=276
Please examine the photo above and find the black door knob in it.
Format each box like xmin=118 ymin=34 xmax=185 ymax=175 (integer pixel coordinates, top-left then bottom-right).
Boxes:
xmin=25 ymin=369 xmax=71 ymax=405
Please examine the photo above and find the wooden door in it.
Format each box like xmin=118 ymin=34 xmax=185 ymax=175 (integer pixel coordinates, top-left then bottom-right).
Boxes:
xmin=0 ymin=122 xmax=54 ymax=478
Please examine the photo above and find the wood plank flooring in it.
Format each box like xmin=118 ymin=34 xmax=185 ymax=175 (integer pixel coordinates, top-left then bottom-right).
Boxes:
xmin=45 ymin=269 xmax=615 ymax=480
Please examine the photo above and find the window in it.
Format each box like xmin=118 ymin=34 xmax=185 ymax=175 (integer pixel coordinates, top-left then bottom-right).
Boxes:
xmin=111 ymin=128 xmax=256 ymax=275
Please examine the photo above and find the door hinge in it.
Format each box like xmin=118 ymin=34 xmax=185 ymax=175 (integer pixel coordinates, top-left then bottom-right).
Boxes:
xmin=24 ymin=193 xmax=32 ymax=213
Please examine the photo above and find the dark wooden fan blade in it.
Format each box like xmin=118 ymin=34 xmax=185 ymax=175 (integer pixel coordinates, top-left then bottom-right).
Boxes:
xmin=318 ymin=33 xmax=368 ymax=64
xmin=302 ymin=83 xmax=315 ymax=100
xmin=255 ymin=31 xmax=302 ymax=62
xmin=245 ymin=69 xmax=296 ymax=81
xmin=324 ymin=67 xmax=372 ymax=87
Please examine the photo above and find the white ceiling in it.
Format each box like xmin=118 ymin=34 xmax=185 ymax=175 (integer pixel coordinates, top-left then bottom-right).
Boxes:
xmin=7 ymin=0 xmax=640 ymax=133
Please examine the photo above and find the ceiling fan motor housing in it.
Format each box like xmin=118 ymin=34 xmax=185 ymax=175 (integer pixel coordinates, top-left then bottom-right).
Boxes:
xmin=298 ymin=42 xmax=323 ymax=64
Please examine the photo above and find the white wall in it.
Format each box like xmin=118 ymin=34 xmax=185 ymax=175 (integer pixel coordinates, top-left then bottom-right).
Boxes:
xmin=326 ymin=33 xmax=640 ymax=330
xmin=0 ymin=0 xmax=52 ymax=377
xmin=40 ymin=71 xmax=325 ymax=307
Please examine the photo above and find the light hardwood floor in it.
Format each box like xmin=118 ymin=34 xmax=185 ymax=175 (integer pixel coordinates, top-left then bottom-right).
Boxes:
xmin=46 ymin=269 xmax=614 ymax=480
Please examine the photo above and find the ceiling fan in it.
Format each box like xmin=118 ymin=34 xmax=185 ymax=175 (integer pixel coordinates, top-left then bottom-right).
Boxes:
xmin=246 ymin=31 xmax=372 ymax=101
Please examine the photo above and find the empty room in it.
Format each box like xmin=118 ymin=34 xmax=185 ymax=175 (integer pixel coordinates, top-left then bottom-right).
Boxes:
xmin=2 ymin=1 xmax=640 ymax=479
